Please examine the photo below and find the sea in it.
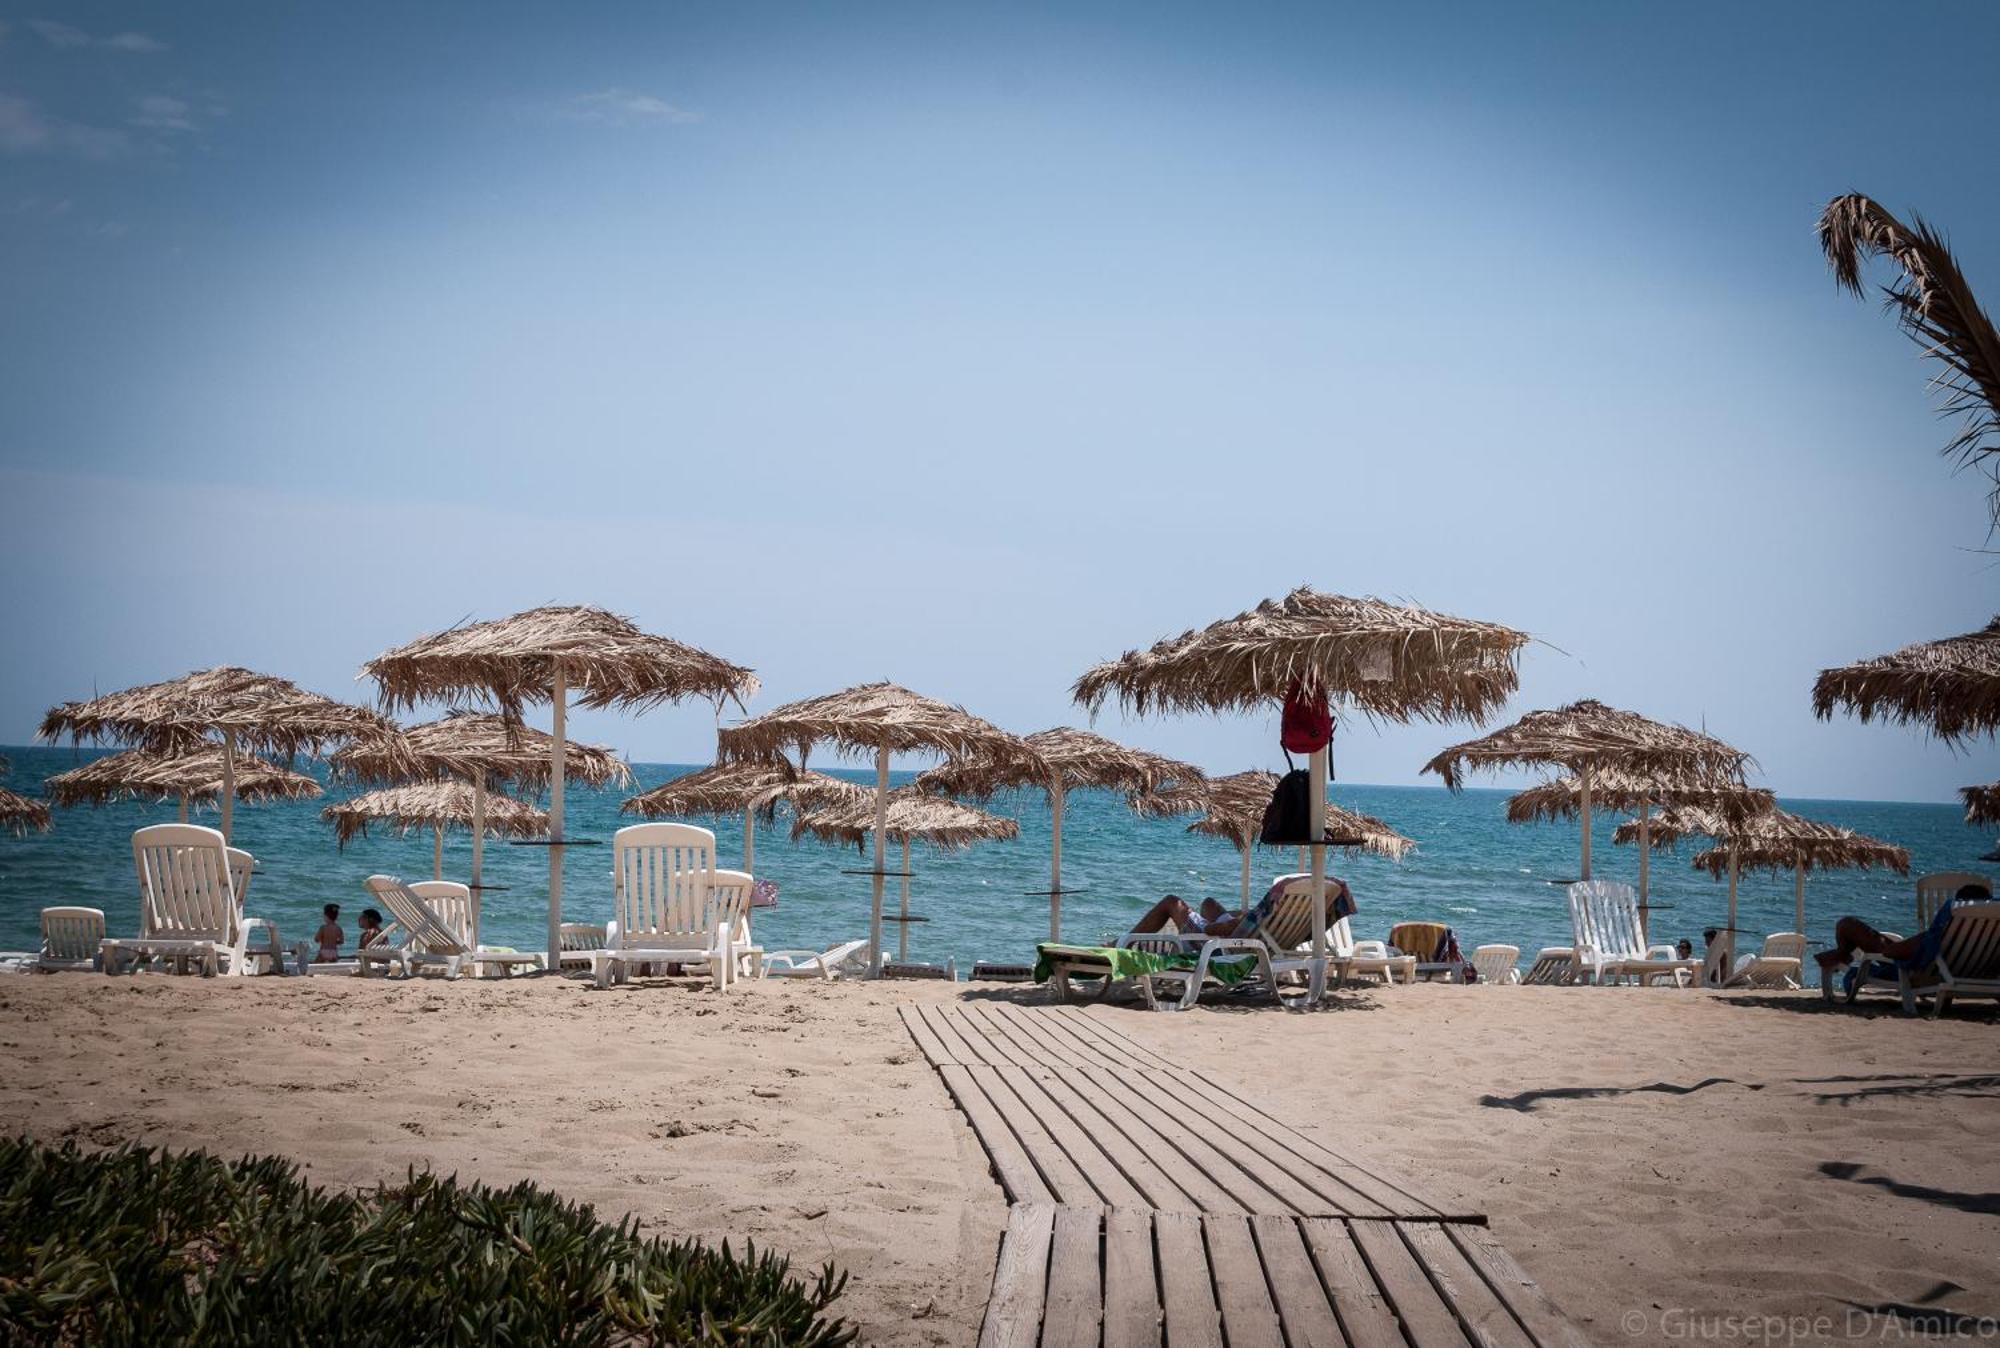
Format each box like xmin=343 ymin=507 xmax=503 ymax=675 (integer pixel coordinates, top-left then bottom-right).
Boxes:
xmin=0 ymin=744 xmax=1980 ymax=972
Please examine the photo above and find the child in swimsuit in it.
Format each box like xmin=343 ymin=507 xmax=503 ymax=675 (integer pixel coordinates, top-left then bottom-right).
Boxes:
xmin=313 ymin=903 xmax=343 ymax=963
xmin=356 ymin=908 xmax=386 ymax=949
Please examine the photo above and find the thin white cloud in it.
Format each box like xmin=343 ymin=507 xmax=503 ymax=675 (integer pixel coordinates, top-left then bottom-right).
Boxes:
xmin=131 ymin=94 xmax=194 ymax=133
xmin=564 ymin=87 xmax=702 ymax=126
xmin=0 ymin=93 xmax=129 ymax=158
xmin=27 ymin=18 xmax=166 ymax=52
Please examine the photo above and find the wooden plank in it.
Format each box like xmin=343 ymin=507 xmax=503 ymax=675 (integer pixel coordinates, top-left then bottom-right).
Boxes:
xmin=979 ymin=1202 xmax=1056 ymax=1348
xmin=1202 ymin=1213 xmax=1285 ymax=1348
xmin=1401 ymin=1223 xmax=1536 ymax=1348
xmin=1151 ymin=1209 xmax=1223 ymax=1348
xmin=917 ymin=1003 xmax=994 ymax=1066
xmin=938 ymin=1064 xmax=1057 ymax=1205
xmin=1028 ymin=1068 xmax=1204 ymax=1213
xmin=946 ymin=1006 xmax=1040 ymax=1068
xmin=970 ymin=1002 xmax=1105 ymax=1071
xmin=1250 ymin=1215 xmax=1349 ymax=1348
xmin=898 ymin=1004 xmax=955 ymax=1066
xmin=1046 ymin=1005 xmax=1183 ymax=1070
xmin=1062 ymin=1072 xmax=1259 ymax=1215
xmin=1446 ymin=1226 xmax=1593 ymax=1348
xmin=997 ymin=1066 xmax=1150 ymax=1209
xmin=1299 ymin=1219 xmax=1410 ymax=1348
xmin=1041 ymin=1205 xmax=1105 ymax=1348
xmin=1350 ymin=1220 xmax=1470 ymax=1348
xmin=974 ymin=1066 xmax=1099 ymax=1205
xmin=1103 ymin=1206 xmax=1162 ymax=1348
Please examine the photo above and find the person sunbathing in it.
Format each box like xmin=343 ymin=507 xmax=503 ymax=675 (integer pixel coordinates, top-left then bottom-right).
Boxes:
xmin=1814 ymin=881 xmax=1990 ymax=973
xmin=1129 ymin=876 xmax=1355 ymax=939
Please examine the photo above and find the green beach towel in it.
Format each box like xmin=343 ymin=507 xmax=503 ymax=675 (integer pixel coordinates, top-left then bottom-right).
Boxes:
xmin=1033 ymin=942 xmax=1254 ymax=987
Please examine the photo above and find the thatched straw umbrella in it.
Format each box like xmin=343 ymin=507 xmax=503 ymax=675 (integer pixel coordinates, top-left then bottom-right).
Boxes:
xmin=1813 ymin=616 xmax=2000 ymax=744
xmin=913 ymin=727 xmax=1203 ymax=941
xmin=40 ymin=667 xmax=402 ymax=843
xmin=619 ymin=759 xmax=865 ymax=874
xmin=323 ymin=782 xmax=550 ymax=879
xmin=1961 ymin=782 xmax=2000 ymax=827
xmin=1504 ymin=767 xmax=1774 ymax=933
xmin=330 ymin=712 xmax=630 ymax=949
xmin=1075 ymin=587 xmax=1527 ymax=991
xmin=791 ymin=787 xmax=1019 ymax=962
xmin=46 ymin=746 xmax=321 ymax=819
xmin=1136 ymin=768 xmax=1414 ymax=906
xmin=1615 ymin=806 xmax=1909 ymax=942
xmin=1425 ymin=700 xmax=1751 ymax=889
xmin=0 ymin=787 xmax=52 ymax=837
xmin=717 ymin=682 xmax=1028 ymax=977
xmin=362 ymin=606 xmax=757 ymax=970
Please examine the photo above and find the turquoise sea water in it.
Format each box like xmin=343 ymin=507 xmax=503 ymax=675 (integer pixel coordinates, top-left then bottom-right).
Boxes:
xmin=0 ymin=744 xmax=1982 ymax=970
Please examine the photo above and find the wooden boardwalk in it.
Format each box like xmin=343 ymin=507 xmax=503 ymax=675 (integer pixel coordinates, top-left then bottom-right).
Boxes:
xmin=900 ymin=1003 xmax=1587 ymax=1348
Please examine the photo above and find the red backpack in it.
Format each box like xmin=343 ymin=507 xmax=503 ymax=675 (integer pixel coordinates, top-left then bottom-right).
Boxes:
xmin=1279 ymin=681 xmax=1332 ymax=754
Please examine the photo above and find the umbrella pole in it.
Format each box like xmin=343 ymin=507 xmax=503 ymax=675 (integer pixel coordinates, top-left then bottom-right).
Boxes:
xmin=1239 ymin=842 xmax=1252 ymax=908
xmin=1794 ymin=861 xmax=1805 ymax=934
xmin=868 ymin=745 xmax=889 ymax=978
xmin=1718 ymin=846 xmax=1739 ymax=985
xmin=1049 ymin=788 xmax=1065 ymax=943
xmin=743 ymin=807 xmax=755 ymax=876
xmin=547 ymin=665 xmax=567 ymax=974
xmin=1637 ymin=801 xmax=1651 ymax=939
xmin=433 ymin=824 xmax=444 ymax=881
xmin=1578 ymin=762 xmax=1592 ymax=882
xmin=899 ymin=837 xmax=911 ymax=962
xmin=470 ymin=776 xmax=485 ymax=953
xmin=177 ymin=793 xmax=189 ymax=824
xmin=220 ymin=728 xmax=236 ymax=844
xmin=1308 ymin=743 xmax=1328 ymax=1000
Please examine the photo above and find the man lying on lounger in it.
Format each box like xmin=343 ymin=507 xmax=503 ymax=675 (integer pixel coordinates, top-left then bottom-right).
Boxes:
xmin=1813 ymin=881 xmax=1990 ymax=975
xmin=1127 ymin=875 xmax=1355 ymax=939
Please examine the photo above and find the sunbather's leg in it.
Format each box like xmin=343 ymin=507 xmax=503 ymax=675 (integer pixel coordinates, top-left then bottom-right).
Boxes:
xmin=1815 ymin=916 xmax=1921 ymax=971
xmin=1131 ymin=895 xmax=1196 ymax=933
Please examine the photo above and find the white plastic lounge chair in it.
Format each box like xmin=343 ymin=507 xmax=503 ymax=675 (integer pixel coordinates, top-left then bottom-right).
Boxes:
xmin=1522 ymin=946 xmax=1576 ymax=985
xmin=1724 ymin=932 xmax=1807 ymax=989
xmin=1329 ymin=917 xmax=1417 ymax=985
xmin=358 ymin=877 xmax=546 ymax=979
xmin=1387 ymin=921 xmax=1465 ymax=982
xmin=1472 ymin=943 xmax=1521 ymax=984
xmin=1567 ymin=880 xmax=1698 ymax=986
xmin=557 ymin=922 xmax=607 ymax=971
xmin=1837 ymin=901 xmax=2000 ymax=1017
xmin=762 ymin=939 xmax=871 ymax=980
xmin=592 ymin=823 xmax=748 ymax=990
xmin=38 ymin=907 xmax=104 ymax=972
xmin=1916 ymin=872 xmax=1990 ymax=928
xmin=1134 ymin=876 xmax=1355 ymax=1011
xmin=104 ymin=825 xmax=283 ymax=976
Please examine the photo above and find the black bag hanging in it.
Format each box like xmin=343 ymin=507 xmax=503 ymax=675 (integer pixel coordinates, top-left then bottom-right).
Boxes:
xmin=1259 ymin=750 xmax=1315 ymax=846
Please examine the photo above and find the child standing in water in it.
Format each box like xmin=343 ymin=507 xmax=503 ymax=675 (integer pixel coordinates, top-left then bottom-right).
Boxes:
xmin=314 ymin=904 xmax=343 ymax=963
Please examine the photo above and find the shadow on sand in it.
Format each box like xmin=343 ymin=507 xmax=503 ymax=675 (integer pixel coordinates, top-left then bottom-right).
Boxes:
xmin=1819 ymin=1162 xmax=2000 ymax=1216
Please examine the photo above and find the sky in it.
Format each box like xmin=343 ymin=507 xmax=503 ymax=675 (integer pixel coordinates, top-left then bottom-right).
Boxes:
xmin=3 ymin=1 xmax=1999 ymax=802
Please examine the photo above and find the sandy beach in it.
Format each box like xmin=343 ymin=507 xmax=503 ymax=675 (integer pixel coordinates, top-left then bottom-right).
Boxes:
xmin=0 ymin=973 xmax=1993 ymax=1345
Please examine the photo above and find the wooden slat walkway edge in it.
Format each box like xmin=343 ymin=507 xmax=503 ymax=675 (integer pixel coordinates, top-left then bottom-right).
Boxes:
xmin=900 ymin=1002 xmax=1588 ymax=1348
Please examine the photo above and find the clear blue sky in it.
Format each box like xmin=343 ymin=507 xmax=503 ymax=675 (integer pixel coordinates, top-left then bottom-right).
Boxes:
xmin=4 ymin=1 xmax=1998 ymax=801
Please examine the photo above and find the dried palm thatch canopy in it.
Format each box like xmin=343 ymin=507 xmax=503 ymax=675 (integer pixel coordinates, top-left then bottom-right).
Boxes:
xmin=915 ymin=726 xmax=1205 ymax=942
xmin=1962 ymin=782 xmax=2000 ymax=827
xmin=363 ymin=606 xmax=757 ymax=969
xmin=1614 ymin=804 xmax=1910 ymax=934
xmin=1073 ymin=588 xmax=1528 ymax=722
xmin=620 ymin=759 xmax=866 ymax=874
xmin=1811 ymin=616 xmax=2000 ymax=744
xmin=323 ymin=782 xmax=549 ymax=881
xmin=1138 ymin=768 xmax=1414 ymax=906
xmin=46 ymin=747 xmax=321 ymax=815
xmin=1503 ymin=769 xmax=1773 ymax=827
xmin=0 ymin=788 xmax=52 ymax=837
xmin=329 ymin=712 xmax=630 ymax=791
xmin=718 ymin=682 xmax=1028 ymax=975
xmin=39 ymin=666 xmax=404 ymax=843
xmin=1426 ymin=699 xmax=1753 ymax=889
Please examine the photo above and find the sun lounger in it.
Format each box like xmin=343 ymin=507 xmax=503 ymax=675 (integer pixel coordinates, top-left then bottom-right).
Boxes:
xmin=1038 ymin=934 xmax=1252 ymax=1009
xmin=881 ymin=959 xmax=957 ymax=981
xmin=762 ymin=939 xmax=871 ymax=981
xmin=360 ymin=877 xmax=546 ymax=979
xmin=38 ymin=907 xmax=104 ymax=972
xmin=1329 ymin=917 xmax=1417 ymax=985
xmin=1522 ymin=946 xmax=1577 ymax=985
xmin=592 ymin=824 xmax=748 ymax=991
xmin=1834 ymin=900 xmax=2000 ymax=1017
xmin=1725 ymin=932 xmax=1807 ymax=989
xmin=103 ymin=825 xmax=285 ymax=976
xmin=1472 ymin=943 xmax=1521 ymax=984
xmin=1568 ymin=880 xmax=1698 ymax=986
xmin=557 ymin=922 xmax=607 ymax=972
xmin=1916 ymin=872 xmax=1989 ymax=928
xmin=1387 ymin=920 xmax=1465 ymax=982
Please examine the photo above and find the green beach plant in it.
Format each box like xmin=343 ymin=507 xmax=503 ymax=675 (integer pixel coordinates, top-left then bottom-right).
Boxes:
xmin=0 ymin=1137 xmax=853 ymax=1347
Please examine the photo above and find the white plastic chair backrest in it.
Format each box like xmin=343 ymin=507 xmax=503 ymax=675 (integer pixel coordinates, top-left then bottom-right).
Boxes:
xmin=1569 ymin=880 xmax=1641 ymax=960
xmin=132 ymin=824 xmax=237 ymax=942
xmin=1934 ymin=901 xmax=2000 ymax=978
xmin=612 ymin=822 xmax=716 ymax=944
xmin=559 ymin=922 xmax=607 ymax=953
xmin=41 ymin=907 xmax=105 ymax=960
xmin=1327 ymin=916 xmax=1357 ymax=958
xmin=1917 ymin=872 xmax=1991 ymax=927
xmin=1759 ymin=932 xmax=1808 ymax=963
xmin=410 ymin=880 xmax=474 ymax=951
xmin=707 ymin=869 xmax=755 ymax=938
xmin=1473 ymin=944 xmax=1520 ymax=982
xmin=364 ymin=876 xmax=463 ymax=955
xmin=227 ymin=848 xmax=254 ymax=904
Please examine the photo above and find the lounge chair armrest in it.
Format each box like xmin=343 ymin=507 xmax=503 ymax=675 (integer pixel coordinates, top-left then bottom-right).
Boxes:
xmin=1351 ymin=940 xmax=1390 ymax=959
xmin=1644 ymin=944 xmax=1679 ymax=961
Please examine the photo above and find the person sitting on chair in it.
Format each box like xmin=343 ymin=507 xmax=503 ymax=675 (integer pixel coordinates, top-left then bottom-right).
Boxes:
xmin=1128 ymin=875 xmax=1355 ymax=940
xmin=1814 ymin=881 xmax=1990 ymax=974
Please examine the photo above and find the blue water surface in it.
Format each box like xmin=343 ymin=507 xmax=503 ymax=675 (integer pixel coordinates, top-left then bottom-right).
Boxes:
xmin=0 ymin=745 xmax=1980 ymax=969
